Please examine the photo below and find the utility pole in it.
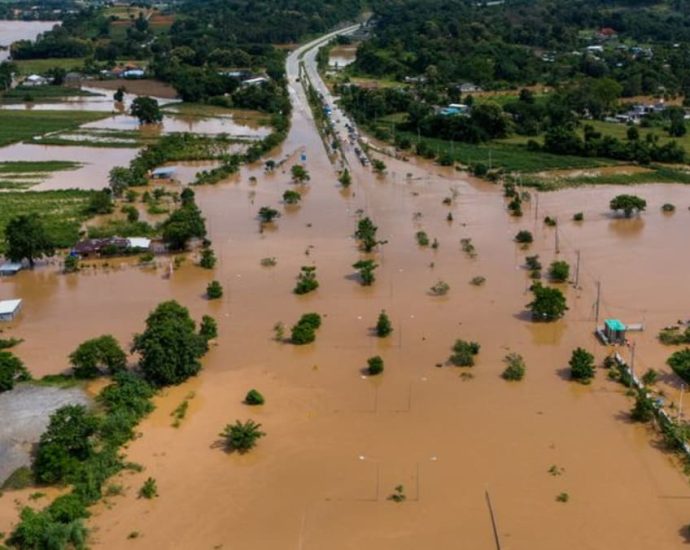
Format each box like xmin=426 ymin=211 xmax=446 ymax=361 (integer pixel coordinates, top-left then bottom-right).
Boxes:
xmin=679 ymin=384 xmax=686 ymax=422
xmin=574 ymin=250 xmax=581 ymax=288
xmin=595 ymin=281 xmax=601 ymax=324
xmin=630 ymin=341 xmax=636 ymax=380
xmin=534 ymin=193 xmax=539 ymax=221
xmin=555 ymin=225 xmax=560 ymax=254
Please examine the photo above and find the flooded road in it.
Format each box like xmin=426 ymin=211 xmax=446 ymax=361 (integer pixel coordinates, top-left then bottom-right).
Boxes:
xmin=1 ymin=28 xmax=690 ymax=550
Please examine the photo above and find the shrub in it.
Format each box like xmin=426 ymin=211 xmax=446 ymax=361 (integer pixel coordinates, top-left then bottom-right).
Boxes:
xmin=515 ymin=230 xmax=533 ymax=244
xmin=502 ymin=353 xmax=526 ymax=381
xmin=556 ymin=492 xmax=570 ymax=503
xmin=283 ymin=190 xmax=302 ymax=205
xmin=199 ymin=315 xmax=218 ymax=341
xmin=199 ymin=248 xmax=217 ymax=269
xmin=573 ymin=212 xmax=584 ymax=221
xmin=641 ymin=368 xmax=658 ymax=386
xmin=367 ymin=356 xmax=384 ymax=375
xmin=352 ymin=259 xmax=378 ymax=286
xmin=294 ymin=266 xmax=319 ymax=294
xmin=662 ymin=203 xmax=676 ymax=213
xmin=544 ymin=216 xmax=557 ymax=227
xmin=260 ymin=257 xmax=277 ymax=267
xmin=430 ymin=280 xmax=450 ymax=296
xmin=549 ymin=261 xmax=570 ymax=283
xmin=139 ymin=477 xmax=158 ymax=499
xmin=291 ymin=313 xmax=322 ymax=345
xmin=258 ymin=206 xmax=280 ymax=223
xmin=449 ymin=340 xmax=480 ymax=367
xmin=667 ymin=348 xmax=690 ymax=383
xmin=219 ymin=419 xmax=265 ymax=453
xmin=7 ymin=507 xmax=87 ymax=550
xmin=245 ymin=389 xmax=265 ymax=405
xmin=207 ymin=280 xmax=223 ymax=299
xmin=470 ymin=276 xmax=486 ymax=286
xmin=569 ymin=347 xmax=595 ymax=383
xmin=69 ymin=335 xmax=126 ymax=379
xmin=415 ymin=231 xmax=430 ymax=247
xmin=525 ymin=255 xmax=542 ymax=271
xmin=375 ymin=310 xmax=393 ymax=337
xmin=0 ymin=351 xmax=31 ymax=392
xmin=460 ymin=238 xmax=477 ymax=258
xmin=527 ymin=283 xmax=568 ymax=321
xmin=64 ymin=255 xmax=80 ymax=273
xmin=630 ymin=393 xmax=655 ymax=422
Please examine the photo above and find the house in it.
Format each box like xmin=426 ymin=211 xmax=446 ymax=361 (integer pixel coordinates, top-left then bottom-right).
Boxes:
xmin=597 ymin=27 xmax=617 ymax=40
xmin=23 ymin=74 xmax=48 ymax=87
xmin=0 ymin=263 xmax=22 ymax=277
xmin=151 ymin=167 xmax=176 ymax=179
xmin=72 ymin=237 xmax=129 ymax=258
xmin=457 ymin=82 xmax=483 ymax=93
xmin=0 ymin=299 xmax=22 ymax=322
xmin=241 ymin=76 xmax=269 ymax=87
xmin=127 ymin=237 xmax=152 ymax=251
xmin=122 ymin=69 xmax=145 ymax=79
xmin=585 ymin=45 xmax=604 ymax=54
xmin=439 ymin=103 xmax=470 ymax=116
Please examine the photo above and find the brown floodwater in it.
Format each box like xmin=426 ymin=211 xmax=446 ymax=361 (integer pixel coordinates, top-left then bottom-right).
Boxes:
xmin=329 ymin=45 xmax=358 ymax=70
xmin=0 ymin=20 xmax=56 ymax=62
xmin=2 ymin=38 xmax=690 ymax=550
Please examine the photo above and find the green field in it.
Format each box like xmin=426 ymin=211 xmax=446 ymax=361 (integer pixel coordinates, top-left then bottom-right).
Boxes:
xmin=0 ymin=191 xmax=96 ymax=252
xmin=14 ymin=58 xmax=86 ymax=74
xmin=0 ymin=161 xmax=81 ymax=173
xmin=0 ymin=110 xmax=110 ymax=147
xmin=586 ymin=120 xmax=690 ymax=150
xmin=1 ymin=86 xmax=101 ymax=101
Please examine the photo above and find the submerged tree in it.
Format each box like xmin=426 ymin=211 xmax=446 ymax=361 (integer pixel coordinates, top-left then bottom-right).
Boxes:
xmin=294 ymin=266 xmax=319 ymax=294
xmin=69 ymin=335 xmax=127 ymax=379
xmin=132 ymin=300 xmax=208 ymax=387
xmin=291 ymin=165 xmax=310 ymax=183
xmin=355 ymin=217 xmax=385 ymax=252
xmin=4 ymin=214 xmax=54 ymax=268
xmin=258 ymin=206 xmax=281 ymax=224
xmin=610 ymin=194 xmax=647 ymax=218
xmin=219 ymin=419 xmax=266 ymax=453
xmin=527 ymin=283 xmax=568 ymax=321
xmin=353 ymin=259 xmax=378 ymax=286
xmin=375 ymin=310 xmax=393 ymax=337
xmin=569 ymin=347 xmax=595 ymax=383
xmin=339 ymin=168 xmax=352 ymax=187
xmin=130 ymin=96 xmax=163 ymax=124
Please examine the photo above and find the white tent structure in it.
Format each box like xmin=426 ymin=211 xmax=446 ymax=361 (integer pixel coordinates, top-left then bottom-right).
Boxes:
xmin=0 ymin=299 xmax=22 ymax=321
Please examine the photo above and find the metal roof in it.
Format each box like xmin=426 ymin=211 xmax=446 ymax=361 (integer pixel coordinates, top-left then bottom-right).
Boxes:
xmin=605 ymin=319 xmax=626 ymax=331
xmin=0 ymin=299 xmax=22 ymax=315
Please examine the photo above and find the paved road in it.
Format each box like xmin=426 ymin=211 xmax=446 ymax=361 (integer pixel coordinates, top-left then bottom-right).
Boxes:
xmin=286 ymin=24 xmax=364 ymax=168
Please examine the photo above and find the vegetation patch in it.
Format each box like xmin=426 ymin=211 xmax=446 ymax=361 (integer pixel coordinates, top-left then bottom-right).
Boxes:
xmin=0 ymin=110 xmax=109 ymax=147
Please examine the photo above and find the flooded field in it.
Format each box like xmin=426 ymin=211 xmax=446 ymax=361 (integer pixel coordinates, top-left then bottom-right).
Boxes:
xmin=329 ymin=44 xmax=357 ymax=70
xmin=0 ymin=20 xmax=56 ymax=62
xmin=1 ymin=34 xmax=690 ymax=550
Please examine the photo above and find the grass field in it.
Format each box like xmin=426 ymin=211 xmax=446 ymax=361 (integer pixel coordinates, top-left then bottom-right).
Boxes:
xmin=0 ymin=161 xmax=81 ymax=173
xmin=0 ymin=190 xmax=95 ymax=252
xmin=14 ymin=58 xmax=86 ymax=74
xmin=1 ymin=86 xmax=101 ymax=101
xmin=0 ymin=110 xmax=110 ymax=147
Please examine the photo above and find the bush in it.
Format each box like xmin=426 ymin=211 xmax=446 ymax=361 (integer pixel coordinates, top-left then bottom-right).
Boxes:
xmin=199 ymin=315 xmax=218 ymax=342
xmin=630 ymin=393 xmax=655 ymax=422
xmin=449 ymin=340 xmax=480 ymax=367
xmin=139 ymin=477 xmax=158 ymax=499
xmin=430 ymin=280 xmax=450 ymax=296
xmin=294 ymin=266 xmax=319 ymax=294
xmin=0 ymin=350 xmax=31 ymax=392
xmin=219 ymin=419 xmax=265 ymax=453
xmin=291 ymin=313 xmax=322 ymax=345
xmin=64 ymin=255 xmax=80 ymax=273
xmin=525 ymin=255 xmax=541 ymax=271
xmin=502 ymin=353 xmax=525 ymax=381
xmin=527 ymin=283 xmax=568 ymax=321
xmin=569 ymin=347 xmax=595 ymax=383
xmin=207 ymin=280 xmax=223 ymax=299
xmin=662 ymin=203 xmax=676 ymax=213
xmin=367 ymin=356 xmax=384 ymax=375
xmin=352 ymin=259 xmax=378 ymax=286
xmin=69 ymin=335 xmax=127 ymax=379
xmin=375 ymin=310 xmax=393 ymax=337
xmin=283 ymin=190 xmax=302 ymax=205
xmin=573 ymin=212 xmax=584 ymax=221
xmin=515 ymin=230 xmax=533 ymax=244
xmin=415 ymin=231 xmax=430 ymax=246
xmin=245 ymin=389 xmax=265 ymax=405
xmin=470 ymin=276 xmax=486 ymax=286
xmin=199 ymin=248 xmax=217 ymax=269
xmin=549 ymin=261 xmax=570 ymax=283
xmin=7 ymin=507 xmax=87 ymax=550
xmin=667 ymin=348 xmax=690 ymax=383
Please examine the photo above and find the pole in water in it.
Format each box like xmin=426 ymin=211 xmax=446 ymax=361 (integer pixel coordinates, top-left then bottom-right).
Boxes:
xmin=595 ymin=281 xmax=601 ymax=324
xmin=555 ymin=225 xmax=560 ymax=254
xmin=574 ymin=250 xmax=581 ymax=288
xmin=485 ymin=488 xmax=502 ymax=550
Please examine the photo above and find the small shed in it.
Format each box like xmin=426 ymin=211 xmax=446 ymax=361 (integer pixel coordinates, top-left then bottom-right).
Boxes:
xmin=151 ymin=167 xmax=176 ymax=179
xmin=0 ymin=263 xmax=23 ymax=277
xmin=127 ymin=237 xmax=152 ymax=250
xmin=604 ymin=319 xmax=627 ymax=344
xmin=0 ymin=299 xmax=22 ymax=321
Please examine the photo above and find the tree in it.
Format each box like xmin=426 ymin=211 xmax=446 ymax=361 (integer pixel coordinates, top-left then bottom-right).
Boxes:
xmin=109 ymin=166 xmax=143 ymax=196
xmin=627 ymin=126 xmax=639 ymax=141
xmin=64 ymin=255 xmax=80 ymax=273
xmin=353 ymin=259 xmax=378 ymax=286
xmin=372 ymin=159 xmax=387 ymax=174
xmin=294 ymin=266 xmax=319 ymax=294
xmin=219 ymin=419 xmax=265 ymax=453
xmin=162 ymin=204 xmax=207 ymax=250
xmin=502 ymin=353 xmax=525 ymax=381
xmin=514 ymin=230 xmax=533 ymax=244
xmin=4 ymin=215 xmax=54 ymax=268
xmin=667 ymin=348 xmax=690 ymax=383
xmin=0 ymin=351 xmax=30 ymax=392
xmin=132 ymin=301 xmax=208 ymax=386
xmin=207 ymin=280 xmax=223 ymax=299
xmin=355 ymin=217 xmax=384 ymax=252
xmin=283 ymin=190 xmax=302 ymax=205
xmin=258 ymin=206 xmax=280 ymax=224
xmin=69 ymin=335 xmax=127 ymax=379
xmin=244 ymin=389 xmax=265 ymax=405
xmin=290 ymin=313 xmax=321 ymax=345
xmin=449 ymin=340 xmax=480 ymax=367
xmin=630 ymin=393 xmax=655 ymax=422
xmin=33 ymin=404 xmax=99 ymax=484
xmin=86 ymin=190 xmax=114 ymax=215
xmin=569 ymin=347 xmax=595 ymax=383
xmin=199 ymin=248 xmax=217 ymax=269
xmin=527 ymin=283 xmax=568 ymax=321
xmin=610 ymin=194 xmax=646 ymax=218
xmin=130 ymin=96 xmax=163 ymax=124
xmin=549 ymin=260 xmax=570 ymax=283
xmin=668 ymin=107 xmax=687 ymax=137
xmin=200 ymin=315 xmax=218 ymax=342
xmin=291 ymin=165 xmax=310 ymax=183
xmin=7 ymin=507 xmax=87 ymax=550
xmin=113 ymin=86 xmax=126 ymax=102
xmin=375 ymin=310 xmax=393 ymax=337
xmin=367 ymin=356 xmax=384 ymax=375
xmin=339 ymin=168 xmax=352 ymax=187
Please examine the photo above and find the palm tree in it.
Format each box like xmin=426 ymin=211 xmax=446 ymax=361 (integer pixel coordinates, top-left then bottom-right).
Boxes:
xmin=220 ymin=419 xmax=266 ymax=453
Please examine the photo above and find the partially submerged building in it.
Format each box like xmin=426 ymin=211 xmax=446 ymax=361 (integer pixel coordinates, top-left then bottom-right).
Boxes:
xmin=0 ymin=299 xmax=22 ymax=322
xmin=0 ymin=262 xmax=23 ymax=277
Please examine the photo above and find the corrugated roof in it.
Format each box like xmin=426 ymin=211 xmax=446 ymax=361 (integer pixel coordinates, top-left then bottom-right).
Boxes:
xmin=605 ymin=319 xmax=626 ymax=331
xmin=0 ymin=299 xmax=22 ymax=315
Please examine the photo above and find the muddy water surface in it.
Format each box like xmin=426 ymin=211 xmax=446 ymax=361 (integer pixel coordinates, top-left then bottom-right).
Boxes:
xmin=0 ymin=20 xmax=56 ymax=62
xmin=2 ymin=44 xmax=690 ymax=550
